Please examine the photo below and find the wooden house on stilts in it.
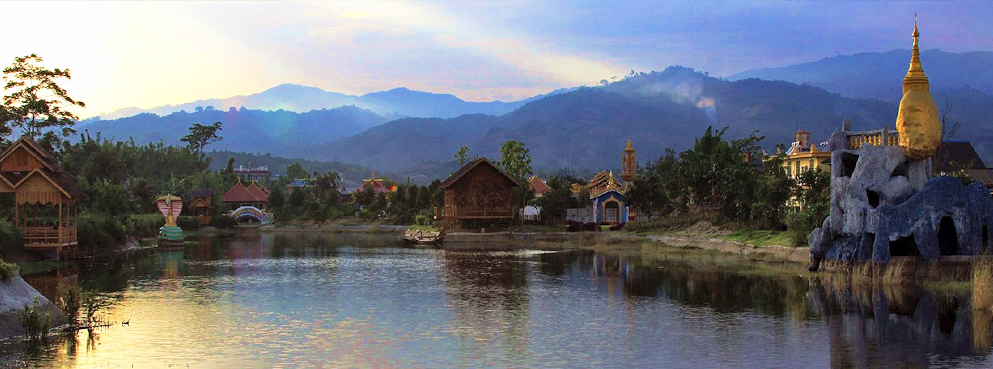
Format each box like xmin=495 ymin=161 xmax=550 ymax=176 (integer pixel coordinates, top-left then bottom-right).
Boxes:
xmin=440 ymin=158 xmax=522 ymax=231
xmin=0 ymin=136 xmax=81 ymax=259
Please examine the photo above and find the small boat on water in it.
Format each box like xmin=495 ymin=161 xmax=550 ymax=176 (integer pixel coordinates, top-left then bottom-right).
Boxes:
xmin=404 ymin=229 xmax=445 ymax=245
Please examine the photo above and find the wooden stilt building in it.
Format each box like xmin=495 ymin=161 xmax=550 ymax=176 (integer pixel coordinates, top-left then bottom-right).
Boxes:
xmin=0 ymin=137 xmax=81 ymax=259
xmin=440 ymin=158 xmax=522 ymax=231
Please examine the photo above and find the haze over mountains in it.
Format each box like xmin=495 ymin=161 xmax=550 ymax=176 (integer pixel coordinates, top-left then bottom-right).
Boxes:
xmin=81 ymin=48 xmax=993 ymax=180
xmin=93 ymin=84 xmax=559 ymax=120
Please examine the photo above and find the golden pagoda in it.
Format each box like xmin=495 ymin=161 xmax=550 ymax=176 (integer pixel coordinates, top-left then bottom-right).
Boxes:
xmin=895 ymin=15 xmax=942 ymax=161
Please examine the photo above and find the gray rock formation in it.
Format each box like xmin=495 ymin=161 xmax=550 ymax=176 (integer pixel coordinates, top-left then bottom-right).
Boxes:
xmin=0 ymin=273 xmax=67 ymax=340
xmin=810 ymin=130 xmax=993 ymax=264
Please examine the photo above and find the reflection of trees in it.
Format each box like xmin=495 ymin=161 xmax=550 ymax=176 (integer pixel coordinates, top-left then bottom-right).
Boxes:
xmin=562 ymin=251 xmax=814 ymax=320
xmin=442 ymin=250 xmax=530 ymax=364
xmin=809 ymin=281 xmax=989 ymax=366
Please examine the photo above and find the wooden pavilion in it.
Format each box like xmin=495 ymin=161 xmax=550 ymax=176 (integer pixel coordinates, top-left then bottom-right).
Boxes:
xmin=439 ymin=158 xmax=522 ymax=231
xmin=190 ymin=188 xmax=213 ymax=225
xmin=221 ymin=181 xmax=269 ymax=212
xmin=0 ymin=136 xmax=80 ymax=259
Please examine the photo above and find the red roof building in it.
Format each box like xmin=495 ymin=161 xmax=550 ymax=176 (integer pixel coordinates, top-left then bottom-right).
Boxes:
xmin=528 ymin=177 xmax=552 ymax=198
xmin=361 ymin=178 xmax=394 ymax=194
xmin=221 ymin=181 xmax=269 ymax=211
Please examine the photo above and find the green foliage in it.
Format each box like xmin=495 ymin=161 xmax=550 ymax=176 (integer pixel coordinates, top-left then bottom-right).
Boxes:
xmin=124 ymin=214 xmax=165 ymax=237
xmin=176 ymin=216 xmax=199 ymax=230
xmin=209 ymin=215 xmax=237 ymax=228
xmin=56 ymin=283 xmax=82 ymax=326
xmin=454 ymin=146 xmax=470 ymax=167
xmin=535 ymin=175 xmax=586 ymax=224
xmin=785 ymin=168 xmax=831 ymax=247
xmin=498 ymin=140 xmax=532 ymax=183
xmin=269 ymin=188 xmax=285 ymax=209
xmin=0 ymin=257 xmax=16 ymax=281
xmin=76 ymin=213 xmax=127 ymax=252
xmin=286 ymin=162 xmax=308 ymax=179
xmin=1 ymin=53 xmax=85 ymax=148
xmin=0 ymin=219 xmax=22 ymax=259
xmin=16 ymin=297 xmax=51 ymax=340
xmin=414 ymin=214 xmax=430 ymax=226
xmin=181 ymin=121 xmax=222 ymax=163
xmin=289 ymin=188 xmax=305 ymax=207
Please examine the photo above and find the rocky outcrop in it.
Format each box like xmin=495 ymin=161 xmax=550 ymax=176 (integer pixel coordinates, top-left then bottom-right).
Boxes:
xmin=0 ymin=273 xmax=67 ymax=340
xmin=810 ymin=135 xmax=993 ymax=263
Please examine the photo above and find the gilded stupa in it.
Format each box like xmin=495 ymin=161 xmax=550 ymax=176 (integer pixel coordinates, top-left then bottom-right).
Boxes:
xmin=895 ymin=16 xmax=942 ymax=160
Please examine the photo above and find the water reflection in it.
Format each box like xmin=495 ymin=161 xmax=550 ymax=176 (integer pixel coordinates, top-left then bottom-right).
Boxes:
xmin=2 ymin=234 xmax=991 ymax=367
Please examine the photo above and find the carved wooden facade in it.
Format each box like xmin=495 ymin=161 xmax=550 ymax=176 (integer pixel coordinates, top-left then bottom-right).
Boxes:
xmin=0 ymin=136 xmax=80 ymax=259
xmin=440 ymin=158 xmax=521 ymax=228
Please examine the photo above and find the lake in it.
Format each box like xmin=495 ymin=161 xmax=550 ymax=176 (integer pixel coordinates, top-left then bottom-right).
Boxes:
xmin=2 ymin=232 xmax=992 ymax=368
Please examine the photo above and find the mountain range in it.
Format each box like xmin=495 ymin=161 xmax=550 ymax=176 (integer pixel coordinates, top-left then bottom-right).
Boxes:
xmin=77 ymin=48 xmax=993 ymax=180
xmin=730 ymin=49 xmax=993 ymax=103
xmin=93 ymin=84 xmax=566 ymax=120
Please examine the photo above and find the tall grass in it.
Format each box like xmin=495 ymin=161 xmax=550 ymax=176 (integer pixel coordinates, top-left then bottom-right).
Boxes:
xmin=16 ymin=297 xmax=51 ymax=340
xmin=973 ymin=258 xmax=993 ymax=311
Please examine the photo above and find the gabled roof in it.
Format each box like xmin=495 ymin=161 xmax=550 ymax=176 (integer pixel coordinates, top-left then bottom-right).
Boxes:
xmin=14 ymin=169 xmax=81 ymax=199
xmin=528 ymin=177 xmax=551 ymax=194
xmin=246 ymin=182 xmax=269 ymax=201
xmin=934 ymin=141 xmax=987 ymax=172
xmin=0 ymin=136 xmax=59 ymax=172
xmin=222 ymin=182 xmax=267 ymax=203
xmin=440 ymin=157 xmax=523 ymax=188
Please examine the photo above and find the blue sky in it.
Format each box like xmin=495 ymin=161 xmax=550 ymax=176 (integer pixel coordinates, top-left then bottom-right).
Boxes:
xmin=1 ymin=1 xmax=990 ymax=117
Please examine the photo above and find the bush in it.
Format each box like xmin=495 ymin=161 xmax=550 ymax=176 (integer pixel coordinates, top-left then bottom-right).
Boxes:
xmin=0 ymin=257 xmax=16 ymax=281
xmin=56 ymin=283 xmax=82 ymax=326
xmin=176 ymin=216 xmax=199 ymax=230
xmin=16 ymin=297 xmax=51 ymax=340
xmin=414 ymin=214 xmax=429 ymax=226
xmin=209 ymin=215 xmax=236 ymax=228
xmin=77 ymin=213 xmax=127 ymax=252
xmin=126 ymin=214 xmax=165 ymax=237
xmin=0 ymin=220 xmax=22 ymax=257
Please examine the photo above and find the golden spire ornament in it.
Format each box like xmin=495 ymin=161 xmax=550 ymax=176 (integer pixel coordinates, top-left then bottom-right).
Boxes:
xmin=895 ymin=14 xmax=942 ymax=161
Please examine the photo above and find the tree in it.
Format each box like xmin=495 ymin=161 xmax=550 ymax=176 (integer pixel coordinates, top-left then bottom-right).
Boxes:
xmin=289 ymin=187 xmax=305 ymax=207
xmin=269 ymin=188 xmax=285 ymax=209
xmin=312 ymin=171 xmax=341 ymax=202
xmin=1 ymin=53 xmax=86 ymax=150
xmin=223 ymin=158 xmax=235 ymax=174
xmin=286 ymin=162 xmax=308 ymax=179
xmin=181 ymin=122 xmax=222 ymax=163
xmin=454 ymin=146 xmax=470 ymax=167
xmin=498 ymin=140 xmax=532 ymax=182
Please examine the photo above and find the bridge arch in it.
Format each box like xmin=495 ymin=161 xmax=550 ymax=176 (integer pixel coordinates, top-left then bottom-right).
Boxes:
xmin=230 ymin=206 xmax=270 ymax=224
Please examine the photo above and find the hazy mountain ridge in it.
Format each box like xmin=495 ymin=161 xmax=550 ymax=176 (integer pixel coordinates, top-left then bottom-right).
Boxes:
xmin=78 ymin=105 xmax=389 ymax=154
xmin=291 ymin=66 xmax=919 ymax=175
xmin=94 ymin=84 xmax=550 ymax=120
xmin=729 ymin=49 xmax=993 ymax=102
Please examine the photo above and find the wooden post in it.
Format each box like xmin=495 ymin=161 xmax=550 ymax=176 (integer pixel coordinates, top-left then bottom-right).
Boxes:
xmin=58 ymin=198 xmax=62 ymax=245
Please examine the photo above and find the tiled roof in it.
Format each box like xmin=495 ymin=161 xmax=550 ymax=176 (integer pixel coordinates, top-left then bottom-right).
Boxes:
xmin=222 ymin=182 xmax=266 ymax=203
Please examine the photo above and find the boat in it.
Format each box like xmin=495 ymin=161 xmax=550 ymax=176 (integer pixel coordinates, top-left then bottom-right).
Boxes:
xmin=404 ymin=229 xmax=445 ymax=245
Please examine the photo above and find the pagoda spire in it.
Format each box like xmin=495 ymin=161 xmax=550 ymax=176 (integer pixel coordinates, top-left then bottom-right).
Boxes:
xmin=903 ymin=12 xmax=929 ymax=94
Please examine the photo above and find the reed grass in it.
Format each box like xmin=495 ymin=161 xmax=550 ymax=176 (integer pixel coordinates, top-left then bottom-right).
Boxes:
xmin=972 ymin=258 xmax=993 ymax=311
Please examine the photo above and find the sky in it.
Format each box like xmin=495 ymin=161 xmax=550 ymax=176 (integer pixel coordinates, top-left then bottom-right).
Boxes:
xmin=2 ymin=1 xmax=991 ymax=118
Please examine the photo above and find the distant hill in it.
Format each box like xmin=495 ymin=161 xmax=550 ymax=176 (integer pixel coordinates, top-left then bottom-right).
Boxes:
xmin=292 ymin=67 xmax=918 ymax=175
xmin=92 ymin=84 xmax=557 ymax=120
xmin=78 ymin=106 xmax=389 ymax=155
xmin=729 ymin=49 xmax=993 ymax=102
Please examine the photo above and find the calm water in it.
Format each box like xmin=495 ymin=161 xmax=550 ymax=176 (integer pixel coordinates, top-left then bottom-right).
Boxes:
xmin=2 ymin=232 xmax=993 ymax=368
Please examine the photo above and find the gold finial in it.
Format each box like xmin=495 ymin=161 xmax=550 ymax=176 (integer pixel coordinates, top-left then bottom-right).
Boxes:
xmin=903 ymin=12 xmax=928 ymax=93
xmin=625 ymin=140 xmax=635 ymax=152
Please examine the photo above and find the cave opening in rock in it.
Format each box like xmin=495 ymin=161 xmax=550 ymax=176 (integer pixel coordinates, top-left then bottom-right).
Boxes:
xmin=937 ymin=216 xmax=959 ymax=256
xmin=890 ymin=234 xmax=920 ymax=257
xmin=866 ymin=190 xmax=880 ymax=208
xmin=842 ymin=153 xmax=859 ymax=177
xmin=890 ymin=163 xmax=907 ymax=178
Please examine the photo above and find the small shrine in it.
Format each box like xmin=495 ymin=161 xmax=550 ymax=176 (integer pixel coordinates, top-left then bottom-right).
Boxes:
xmin=190 ymin=189 xmax=212 ymax=225
xmin=156 ymin=194 xmax=185 ymax=246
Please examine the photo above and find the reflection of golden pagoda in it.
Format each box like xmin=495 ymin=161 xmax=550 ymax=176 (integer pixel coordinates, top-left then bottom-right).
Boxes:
xmin=896 ymin=16 xmax=942 ymax=160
